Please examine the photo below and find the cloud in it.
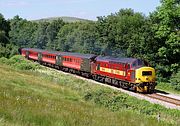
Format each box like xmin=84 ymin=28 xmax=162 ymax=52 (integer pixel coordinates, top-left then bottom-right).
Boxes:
xmin=0 ymin=0 xmax=29 ymax=7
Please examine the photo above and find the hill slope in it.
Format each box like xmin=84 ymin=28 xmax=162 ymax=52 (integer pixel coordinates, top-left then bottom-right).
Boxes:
xmin=0 ymin=56 xmax=179 ymax=126
xmin=33 ymin=16 xmax=92 ymax=23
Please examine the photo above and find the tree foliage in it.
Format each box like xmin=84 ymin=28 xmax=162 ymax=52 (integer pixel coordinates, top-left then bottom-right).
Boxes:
xmin=0 ymin=0 xmax=179 ymax=84
xmin=151 ymin=0 xmax=180 ymax=77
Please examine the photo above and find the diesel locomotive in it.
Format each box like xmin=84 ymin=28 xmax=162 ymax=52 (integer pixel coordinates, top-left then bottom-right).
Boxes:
xmin=19 ymin=48 xmax=156 ymax=93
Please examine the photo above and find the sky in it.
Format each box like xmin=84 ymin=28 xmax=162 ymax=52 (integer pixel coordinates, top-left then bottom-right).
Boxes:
xmin=0 ymin=0 xmax=161 ymax=20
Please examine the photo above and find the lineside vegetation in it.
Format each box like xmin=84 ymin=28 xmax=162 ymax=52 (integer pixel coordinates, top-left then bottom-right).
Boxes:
xmin=0 ymin=55 xmax=179 ymax=126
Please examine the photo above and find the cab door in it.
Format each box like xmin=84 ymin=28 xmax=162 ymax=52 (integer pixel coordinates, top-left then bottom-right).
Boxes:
xmin=126 ymin=70 xmax=135 ymax=82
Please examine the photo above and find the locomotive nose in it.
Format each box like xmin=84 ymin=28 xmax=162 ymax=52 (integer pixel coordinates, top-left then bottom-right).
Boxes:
xmin=135 ymin=67 xmax=156 ymax=93
xmin=135 ymin=67 xmax=155 ymax=83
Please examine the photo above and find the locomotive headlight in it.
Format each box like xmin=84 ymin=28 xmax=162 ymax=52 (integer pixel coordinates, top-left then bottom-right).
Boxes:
xmin=136 ymin=78 xmax=141 ymax=80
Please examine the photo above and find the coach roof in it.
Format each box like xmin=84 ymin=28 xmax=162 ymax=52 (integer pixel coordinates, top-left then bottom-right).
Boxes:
xmin=96 ymin=56 xmax=137 ymax=64
xmin=60 ymin=52 xmax=97 ymax=59
xmin=22 ymin=48 xmax=97 ymax=59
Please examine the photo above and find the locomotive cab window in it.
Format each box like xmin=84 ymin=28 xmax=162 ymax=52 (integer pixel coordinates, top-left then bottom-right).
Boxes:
xmin=132 ymin=61 xmax=137 ymax=67
xmin=142 ymin=71 xmax=152 ymax=76
xmin=137 ymin=59 xmax=143 ymax=66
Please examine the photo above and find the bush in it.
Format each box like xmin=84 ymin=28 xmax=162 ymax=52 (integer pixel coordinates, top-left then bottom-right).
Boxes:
xmin=0 ymin=55 xmax=42 ymax=70
xmin=170 ymin=70 xmax=180 ymax=91
xmin=0 ymin=43 xmax=18 ymax=58
xmin=83 ymin=88 xmax=180 ymax=117
xmin=0 ymin=57 xmax=8 ymax=64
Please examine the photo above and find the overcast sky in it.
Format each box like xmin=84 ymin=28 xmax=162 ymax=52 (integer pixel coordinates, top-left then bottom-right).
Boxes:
xmin=0 ymin=0 xmax=160 ymax=20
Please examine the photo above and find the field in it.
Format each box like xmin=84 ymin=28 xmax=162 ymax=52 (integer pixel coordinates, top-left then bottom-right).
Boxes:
xmin=0 ymin=56 xmax=180 ymax=126
xmin=33 ymin=16 xmax=92 ymax=23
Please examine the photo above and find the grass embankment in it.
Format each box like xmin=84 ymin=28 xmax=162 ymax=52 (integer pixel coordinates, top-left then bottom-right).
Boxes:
xmin=0 ymin=55 xmax=179 ymax=126
xmin=156 ymin=82 xmax=180 ymax=94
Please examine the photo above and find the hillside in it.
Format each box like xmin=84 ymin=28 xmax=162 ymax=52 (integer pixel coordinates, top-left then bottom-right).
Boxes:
xmin=0 ymin=56 xmax=179 ymax=126
xmin=33 ymin=16 xmax=92 ymax=23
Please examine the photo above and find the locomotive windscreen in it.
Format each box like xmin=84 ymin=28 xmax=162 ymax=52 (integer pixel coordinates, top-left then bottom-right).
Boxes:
xmin=142 ymin=71 xmax=152 ymax=76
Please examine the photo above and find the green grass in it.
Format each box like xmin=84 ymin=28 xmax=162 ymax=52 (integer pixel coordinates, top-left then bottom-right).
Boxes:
xmin=156 ymin=82 xmax=180 ymax=94
xmin=0 ymin=56 xmax=179 ymax=125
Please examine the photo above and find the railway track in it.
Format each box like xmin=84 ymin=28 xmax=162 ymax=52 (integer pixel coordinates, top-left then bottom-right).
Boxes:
xmin=145 ymin=93 xmax=180 ymax=106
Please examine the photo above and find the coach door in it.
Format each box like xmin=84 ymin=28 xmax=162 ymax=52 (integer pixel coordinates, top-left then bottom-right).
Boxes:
xmin=25 ymin=51 xmax=29 ymax=59
xmin=81 ymin=59 xmax=91 ymax=72
xmin=38 ymin=53 xmax=42 ymax=63
xmin=56 ymin=55 xmax=62 ymax=66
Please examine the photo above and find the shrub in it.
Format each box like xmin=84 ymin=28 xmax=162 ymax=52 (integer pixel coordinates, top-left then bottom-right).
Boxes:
xmin=0 ymin=55 xmax=42 ymax=70
xmin=170 ymin=70 xmax=180 ymax=91
xmin=0 ymin=57 xmax=8 ymax=64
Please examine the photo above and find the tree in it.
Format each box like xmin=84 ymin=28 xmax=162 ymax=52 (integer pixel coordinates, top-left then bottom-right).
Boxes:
xmin=33 ymin=22 xmax=50 ymax=49
xmin=96 ymin=9 xmax=148 ymax=57
xmin=56 ymin=23 xmax=79 ymax=51
xmin=0 ymin=13 xmax=10 ymax=45
xmin=151 ymin=0 xmax=180 ymax=77
xmin=9 ymin=15 xmax=37 ymax=47
xmin=46 ymin=19 xmax=65 ymax=50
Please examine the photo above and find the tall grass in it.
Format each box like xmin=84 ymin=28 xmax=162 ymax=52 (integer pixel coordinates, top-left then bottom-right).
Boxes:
xmin=0 ymin=56 xmax=179 ymax=126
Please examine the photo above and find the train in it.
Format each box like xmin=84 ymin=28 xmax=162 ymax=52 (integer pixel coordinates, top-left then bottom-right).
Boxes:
xmin=19 ymin=48 xmax=157 ymax=93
